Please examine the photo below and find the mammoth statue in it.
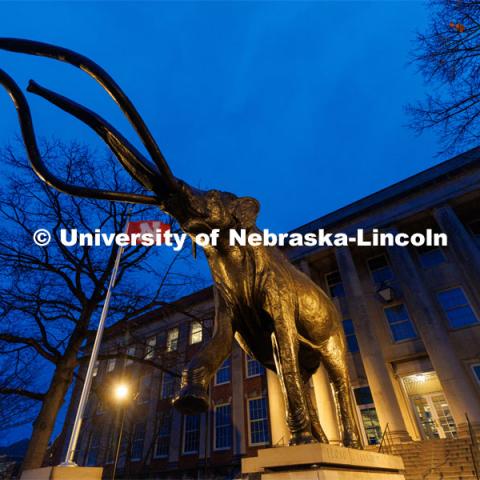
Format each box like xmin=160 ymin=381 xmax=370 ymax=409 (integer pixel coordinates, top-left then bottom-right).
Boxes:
xmin=0 ymin=39 xmax=361 ymax=448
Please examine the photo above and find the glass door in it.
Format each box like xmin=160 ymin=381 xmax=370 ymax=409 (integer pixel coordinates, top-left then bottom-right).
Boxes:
xmin=412 ymin=393 xmax=456 ymax=439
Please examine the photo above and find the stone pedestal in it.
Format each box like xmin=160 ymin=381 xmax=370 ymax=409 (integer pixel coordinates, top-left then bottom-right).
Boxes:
xmin=242 ymin=443 xmax=405 ymax=480
xmin=21 ymin=466 xmax=103 ymax=480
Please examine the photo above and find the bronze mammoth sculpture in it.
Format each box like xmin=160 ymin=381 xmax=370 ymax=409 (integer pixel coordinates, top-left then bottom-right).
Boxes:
xmin=0 ymin=38 xmax=361 ymax=448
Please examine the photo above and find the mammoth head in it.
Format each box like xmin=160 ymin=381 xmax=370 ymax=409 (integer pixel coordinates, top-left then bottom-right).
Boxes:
xmin=172 ymin=181 xmax=260 ymax=235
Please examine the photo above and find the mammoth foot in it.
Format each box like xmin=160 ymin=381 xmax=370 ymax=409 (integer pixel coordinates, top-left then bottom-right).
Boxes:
xmin=172 ymin=384 xmax=209 ymax=414
xmin=289 ymin=431 xmax=316 ymax=446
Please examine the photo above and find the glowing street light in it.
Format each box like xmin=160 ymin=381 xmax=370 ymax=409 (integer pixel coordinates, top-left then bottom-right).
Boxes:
xmin=112 ymin=382 xmax=130 ymax=480
xmin=114 ymin=383 xmax=129 ymax=402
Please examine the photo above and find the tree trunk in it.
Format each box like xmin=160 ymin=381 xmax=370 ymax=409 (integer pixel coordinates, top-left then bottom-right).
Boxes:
xmin=21 ymin=358 xmax=77 ymax=471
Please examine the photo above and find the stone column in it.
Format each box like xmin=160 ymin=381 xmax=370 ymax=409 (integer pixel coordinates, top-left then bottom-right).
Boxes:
xmin=266 ymin=369 xmax=290 ymax=446
xmin=299 ymin=260 xmax=342 ymax=443
xmin=434 ymin=204 xmax=480 ymax=289
xmin=335 ymin=246 xmax=411 ymax=441
xmin=385 ymin=227 xmax=480 ymax=433
xmin=312 ymin=366 xmax=342 ymax=444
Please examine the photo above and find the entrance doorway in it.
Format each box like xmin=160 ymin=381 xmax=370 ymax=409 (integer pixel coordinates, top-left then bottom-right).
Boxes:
xmin=402 ymin=372 xmax=457 ymax=440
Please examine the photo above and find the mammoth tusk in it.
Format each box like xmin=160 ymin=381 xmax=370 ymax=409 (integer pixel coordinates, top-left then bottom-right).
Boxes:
xmin=0 ymin=37 xmax=178 ymax=192
xmin=0 ymin=68 xmax=160 ymax=205
xmin=27 ymin=79 xmax=171 ymax=197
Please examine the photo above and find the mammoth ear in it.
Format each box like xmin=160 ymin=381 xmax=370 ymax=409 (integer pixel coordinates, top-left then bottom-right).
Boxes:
xmin=233 ymin=197 xmax=260 ymax=228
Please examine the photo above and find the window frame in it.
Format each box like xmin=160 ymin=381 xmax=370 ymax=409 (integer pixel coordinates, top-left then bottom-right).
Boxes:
xmin=245 ymin=354 xmax=265 ymax=378
xmin=189 ymin=321 xmax=203 ymax=345
xmin=160 ymin=372 xmax=176 ymax=400
xmin=383 ymin=303 xmax=418 ymax=343
xmin=130 ymin=421 xmax=146 ymax=461
xmin=215 ymin=357 xmax=231 ymax=385
xmin=85 ymin=430 xmax=101 ymax=466
xmin=416 ymin=245 xmax=446 ymax=269
xmin=367 ymin=254 xmax=394 ymax=285
xmin=166 ymin=327 xmax=179 ymax=352
xmin=137 ymin=374 xmax=151 ymax=404
xmin=153 ymin=411 xmax=172 ymax=459
xmin=125 ymin=346 xmax=136 ymax=366
xmin=325 ymin=270 xmax=345 ymax=298
xmin=342 ymin=318 xmax=360 ymax=353
xmin=182 ymin=414 xmax=200 ymax=455
xmin=436 ymin=286 xmax=479 ymax=329
xmin=352 ymin=385 xmax=382 ymax=446
xmin=471 ymin=363 xmax=480 ymax=387
xmin=144 ymin=335 xmax=156 ymax=359
xmin=106 ymin=358 xmax=116 ymax=373
xmin=213 ymin=402 xmax=233 ymax=451
xmin=247 ymin=396 xmax=270 ymax=447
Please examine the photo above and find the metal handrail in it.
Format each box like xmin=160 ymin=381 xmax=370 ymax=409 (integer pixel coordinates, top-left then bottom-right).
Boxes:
xmin=378 ymin=423 xmax=393 ymax=455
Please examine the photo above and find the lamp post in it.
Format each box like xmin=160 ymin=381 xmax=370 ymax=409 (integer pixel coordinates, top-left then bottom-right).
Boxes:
xmin=112 ymin=383 xmax=130 ymax=480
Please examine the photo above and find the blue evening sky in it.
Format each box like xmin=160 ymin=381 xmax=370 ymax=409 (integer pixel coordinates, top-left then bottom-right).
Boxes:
xmin=1 ymin=1 xmax=440 ymax=235
xmin=0 ymin=1 xmax=440 ymax=445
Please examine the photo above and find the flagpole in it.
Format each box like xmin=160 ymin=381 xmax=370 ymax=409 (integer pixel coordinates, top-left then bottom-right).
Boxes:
xmin=62 ymin=209 xmax=132 ymax=466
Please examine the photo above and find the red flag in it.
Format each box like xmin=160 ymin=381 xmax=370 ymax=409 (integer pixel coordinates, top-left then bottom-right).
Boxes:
xmin=126 ymin=220 xmax=171 ymax=246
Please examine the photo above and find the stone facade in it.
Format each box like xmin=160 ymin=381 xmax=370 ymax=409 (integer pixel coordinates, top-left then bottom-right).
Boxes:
xmin=60 ymin=147 xmax=480 ymax=478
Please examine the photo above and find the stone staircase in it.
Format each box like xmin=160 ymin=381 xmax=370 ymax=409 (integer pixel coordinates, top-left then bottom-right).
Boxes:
xmin=390 ymin=438 xmax=478 ymax=480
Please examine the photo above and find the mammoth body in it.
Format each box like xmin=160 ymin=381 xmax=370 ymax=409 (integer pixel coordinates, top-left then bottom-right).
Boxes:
xmin=169 ymin=185 xmax=360 ymax=447
xmin=0 ymin=38 xmax=361 ymax=448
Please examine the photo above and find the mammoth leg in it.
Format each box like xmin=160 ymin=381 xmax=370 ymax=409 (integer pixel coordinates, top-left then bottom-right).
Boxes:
xmin=300 ymin=369 xmax=328 ymax=443
xmin=173 ymin=291 xmax=233 ymax=414
xmin=321 ymin=332 xmax=362 ymax=448
xmin=271 ymin=329 xmax=314 ymax=445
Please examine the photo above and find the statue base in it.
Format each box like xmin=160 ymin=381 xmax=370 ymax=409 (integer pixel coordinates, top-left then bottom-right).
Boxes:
xmin=242 ymin=443 xmax=405 ymax=479
xmin=20 ymin=466 xmax=103 ymax=480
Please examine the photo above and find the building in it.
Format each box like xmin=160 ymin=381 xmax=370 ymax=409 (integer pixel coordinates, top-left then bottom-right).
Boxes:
xmin=61 ymin=148 xmax=480 ymax=478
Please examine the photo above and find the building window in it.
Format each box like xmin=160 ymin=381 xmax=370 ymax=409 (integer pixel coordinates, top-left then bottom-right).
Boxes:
xmin=248 ymin=397 xmax=270 ymax=446
xmin=106 ymin=358 xmax=116 ymax=373
xmin=437 ymin=287 xmax=479 ymax=329
xmin=161 ymin=372 xmax=177 ymax=399
xmin=183 ymin=414 xmax=200 ymax=454
xmin=384 ymin=304 xmax=417 ymax=342
xmin=325 ymin=271 xmax=345 ymax=298
xmin=342 ymin=319 xmax=359 ymax=353
xmin=166 ymin=327 xmax=179 ymax=352
xmin=144 ymin=336 xmax=156 ymax=359
xmin=214 ymin=403 xmax=232 ymax=450
xmin=138 ymin=375 xmax=151 ymax=404
xmin=472 ymin=364 xmax=480 ymax=386
xmin=215 ymin=357 xmax=231 ymax=385
xmin=85 ymin=430 xmax=100 ymax=466
xmin=190 ymin=321 xmax=203 ymax=345
xmin=246 ymin=355 xmax=265 ymax=378
xmin=130 ymin=422 xmax=145 ymax=461
xmin=125 ymin=346 xmax=136 ymax=365
xmin=92 ymin=360 xmax=99 ymax=377
xmin=417 ymin=245 xmax=446 ymax=269
xmin=367 ymin=255 xmax=394 ymax=285
xmin=353 ymin=386 xmax=381 ymax=445
xmin=154 ymin=412 xmax=171 ymax=458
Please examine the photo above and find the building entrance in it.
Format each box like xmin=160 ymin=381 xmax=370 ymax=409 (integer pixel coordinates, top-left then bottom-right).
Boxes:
xmin=402 ymin=372 xmax=457 ymax=440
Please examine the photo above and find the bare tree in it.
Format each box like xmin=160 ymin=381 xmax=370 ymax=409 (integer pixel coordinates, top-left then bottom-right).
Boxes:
xmin=0 ymin=140 xmax=202 ymax=470
xmin=408 ymin=0 xmax=480 ymax=152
